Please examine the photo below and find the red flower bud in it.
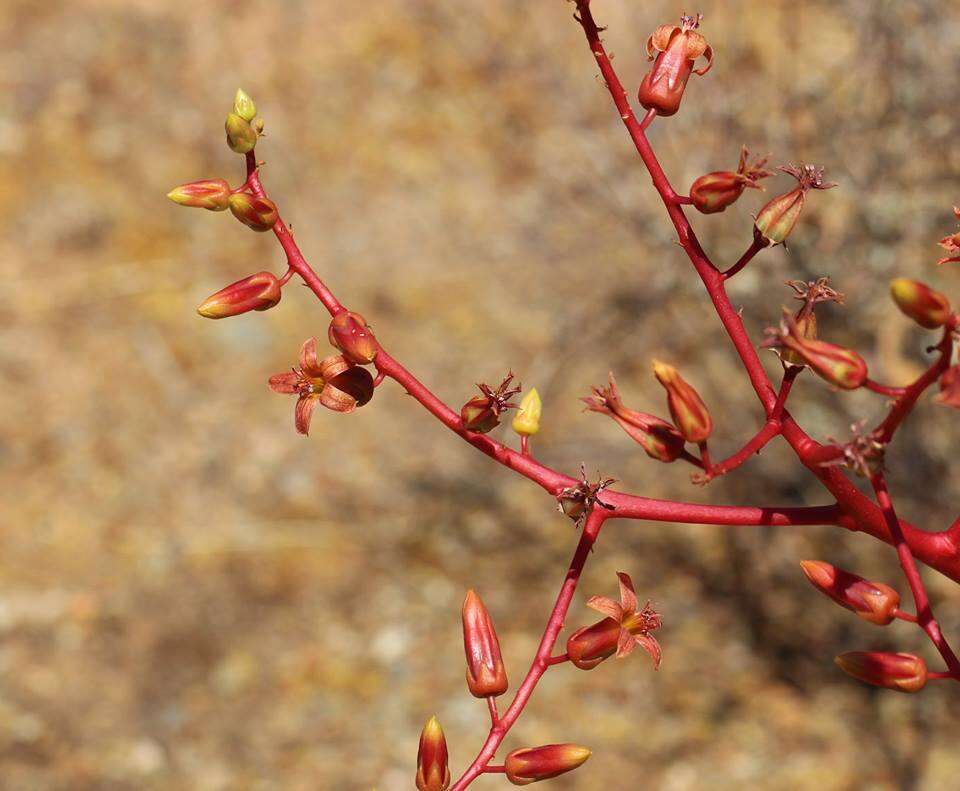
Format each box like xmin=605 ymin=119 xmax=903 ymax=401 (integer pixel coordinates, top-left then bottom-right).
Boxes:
xmin=754 ymin=164 xmax=836 ymax=246
xmin=197 ymin=271 xmax=282 ymax=319
xmin=799 ymin=561 xmax=900 ymax=625
xmin=835 ymin=651 xmax=927 ymax=693
xmin=225 ymin=112 xmax=258 ymax=154
xmin=328 ymin=311 xmax=379 ymax=364
xmin=167 ymin=178 xmax=232 ymax=211
xmin=651 ymin=361 xmax=712 ymax=443
xmin=461 ymin=590 xmax=508 ymax=698
xmin=935 ymin=365 xmax=960 ymax=409
xmin=690 ymin=147 xmax=773 ymax=214
xmin=582 ymin=372 xmax=686 ymax=462
xmin=637 ymin=15 xmax=713 ymax=117
xmin=229 ymin=193 xmax=279 ymax=232
xmin=765 ymin=312 xmax=867 ymax=390
xmin=889 ymin=278 xmax=952 ymax=329
xmin=504 ymin=744 xmax=591 ymax=786
xmin=416 ymin=716 xmax=450 ymax=791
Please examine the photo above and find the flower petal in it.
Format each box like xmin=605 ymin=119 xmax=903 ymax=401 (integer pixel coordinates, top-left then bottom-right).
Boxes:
xmin=268 ymin=371 xmax=299 ymax=394
xmin=617 ymin=572 xmax=638 ymax=614
xmin=320 ymin=383 xmax=358 ymax=413
xmin=299 ymin=338 xmax=323 ymax=378
xmin=295 ymin=395 xmax=318 ymax=435
xmin=636 ymin=633 xmax=662 ymax=670
xmin=616 ymin=629 xmax=637 ymax=658
xmin=586 ymin=595 xmax=623 ymax=621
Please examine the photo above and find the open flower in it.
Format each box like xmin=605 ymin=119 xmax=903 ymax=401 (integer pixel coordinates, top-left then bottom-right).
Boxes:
xmin=938 ymin=207 xmax=960 ymax=265
xmin=566 ymin=572 xmax=661 ymax=670
xmin=638 ymin=14 xmax=713 ymax=117
xmin=268 ymin=338 xmax=374 ymax=435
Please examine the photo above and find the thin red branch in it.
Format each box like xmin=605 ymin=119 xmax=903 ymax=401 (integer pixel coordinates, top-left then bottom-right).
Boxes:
xmin=722 ymin=236 xmax=765 ymax=280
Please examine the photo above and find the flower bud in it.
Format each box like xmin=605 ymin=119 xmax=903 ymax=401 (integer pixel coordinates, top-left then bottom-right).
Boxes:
xmin=505 ymin=744 xmax=591 ymax=786
xmin=229 ymin=193 xmax=279 ymax=232
xmin=754 ymin=164 xmax=836 ymax=247
xmin=637 ymin=15 xmax=713 ymax=117
xmin=835 ymin=651 xmax=927 ymax=693
xmin=690 ymin=147 xmax=773 ymax=214
xmin=651 ymin=360 xmax=712 ymax=443
xmin=460 ymin=396 xmax=500 ymax=434
xmin=167 ymin=178 xmax=231 ymax=211
xmin=890 ymin=278 xmax=951 ymax=329
xmin=566 ymin=618 xmax=622 ymax=670
xmin=935 ymin=365 xmax=960 ymax=408
xmin=461 ymin=590 xmax=508 ymax=698
xmin=512 ymin=388 xmax=542 ymax=437
xmin=233 ymin=88 xmax=257 ymax=122
xmin=328 ymin=311 xmax=379 ymax=365
xmin=799 ymin=561 xmax=900 ymax=625
xmin=766 ymin=313 xmax=867 ymax=390
xmin=416 ymin=716 xmax=450 ymax=791
xmin=225 ymin=112 xmax=258 ymax=154
xmin=197 ymin=271 xmax=282 ymax=319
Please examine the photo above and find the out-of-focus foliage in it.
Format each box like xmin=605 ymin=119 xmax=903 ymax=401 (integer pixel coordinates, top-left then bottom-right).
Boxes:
xmin=2 ymin=0 xmax=959 ymax=788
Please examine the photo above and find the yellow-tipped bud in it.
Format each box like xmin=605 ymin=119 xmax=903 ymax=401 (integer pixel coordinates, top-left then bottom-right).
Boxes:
xmin=225 ymin=113 xmax=258 ymax=154
xmin=416 ymin=716 xmax=450 ymax=791
xmin=651 ymin=360 xmax=712 ymax=443
xmin=890 ymin=278 xmax=951 ymax=329
xmin=512 ymin=388 xmax=542 ymax=436
xmin=233 ymin=88 xmax=257 ymax=122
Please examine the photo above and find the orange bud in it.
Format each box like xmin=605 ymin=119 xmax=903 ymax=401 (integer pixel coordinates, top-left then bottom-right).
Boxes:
xmin=461 ymin=590 xmax=508 ymax=698
xmin=935 ymin=365 xmax=960 ymax=408
xmin=889 ymin=278 xmax=951 ymax=329
xmin=799 ymin=561 xmax=900 ymax=625
xmin=328 ymin=311 xmax=379 ymax=365
xmin=416 ymin=716 xmax=450 ymax=791
xmin=690 ymin=147 xmax=773 ymax=214
xmin=651 ymin=361 xmax=712 ymax=443
xmin=167 ymin=178 xmax=232 ymax=211
xmin=228 ymin=193 xmax=279 ymax=232
xmin=197 ymin=271 xmax=282 ymax=319
xmin=767 ymin=313 xmax=867 ymax=390
xmin=505 ymin=744 xmax=591 ymax=786
xmin=637 ymin=15 xmax=713 ymax=117
xmin=835 ymin=651 xmax=927 ymax=693
xmin=754 ymin=164 xmax=836 ymax=246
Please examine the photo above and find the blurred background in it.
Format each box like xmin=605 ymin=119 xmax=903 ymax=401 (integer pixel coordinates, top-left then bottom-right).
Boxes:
xmin=3 ymin=0 xmax=960 ymax=788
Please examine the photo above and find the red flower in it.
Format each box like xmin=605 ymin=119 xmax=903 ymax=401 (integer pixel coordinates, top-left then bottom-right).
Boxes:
xmin=937 ymin=207 xmax=960 ymax=265
xmin=637 ymin=14 xmax=713 ymax=117
xmin=268 ymin=338 xmax=374 ymax=435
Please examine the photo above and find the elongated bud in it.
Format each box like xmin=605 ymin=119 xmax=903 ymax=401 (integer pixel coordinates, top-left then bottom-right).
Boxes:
xmin=690 ymin=147 xmax=773 ymax=214
xmin=835 ymin=651 xmax=927 ymax=693
xmin=651 ymin=360 xmax=712 ymax=443
xmin=229 ymin=193 xmax=279 ymax=232
xmin=167 ymin=178 xmax=231 ymax=211
xmin=416 ymin=716 xmax=450 ymax=791
xmin=799 ymin=561 xmax=900 ymax=625
xmin=233 ymin=88 xmax=257 ymax=122
xmin=638 ymin=15 xmax=713 ymax=117
xmin=754 ymin=164 xmax=836 ymax=246
xmin=512 ymin=388 xmax=542 ymax=437
xmin=890 ymin=278 xmax=951 ymax=329
xmin=328 ymin=311 xmax=379 ymax=364
xmin=461 ymin=590 xmax=508 ymax=698
xmin=935 ymin=364 xmax=960 ymax=408
xmin=225 ymin=112 xmax=258 ymax=154
xmin=505 ymin=744 xmax=591 ymax=785
xmin=197 ymin=271 xmax=282 ymax=319
xmin=765 ymin=313 xmax=867 ymax=390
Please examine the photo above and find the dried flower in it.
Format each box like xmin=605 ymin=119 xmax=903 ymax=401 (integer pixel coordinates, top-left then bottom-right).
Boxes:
xmin=416 ymin=716 xmax=450 ymax=791
xmin=754 ymin=164 xmax=837 ymax=247
xmin=461 ymin=590 xmax=508 ymax=698
xmin=228 ymin=193 xmax=279 ymax=232
xmin=511 ymin=388 xmax=542 ymax=437
xmin=556 ymin=465 xmax=616 ymax=527
xmin=889 ymin=278 xmax=951 ymax=329
xmin=268 ymin=339 xmax=374 ymax=434
xmin=167 ymin=178 xmax=232 ymax=211
xmin=460 ymin=372 xmax=521 ymax=434
xmin=800 ymin=561 xmax=900 ymax=625
xmin=815 ymin=421 xmax=886 ymax=478
xmin=689 ymin=147 xmax=773 ymax=214
xmin=328 ymin=310 xmax=379 ymax=364
xmin=225 ymin=112 xmax=258 ymax=154
xmin=505 ymin=744 xmax=592 ymax=786
xmin=637 ymin=14 xmax=713 ymax=117
xmin=835 ymin=651 xmax=927 ymax=693
xmin=937 ymin=207 xmax=960 ymax=265
xmin=651 ymin=360 xmax=712 ymax=443
xmin=233 ymin=88 xmax=257 ymax=123
xmin=566 ymin=572 xmax=661 ymax=670
xmin=197 ymin=271 xmax=282 ymax=319
xmin=763 ymin=311 xmax=867 ymax=390
xmin=935 ymin=365 xmax=960 ymax=408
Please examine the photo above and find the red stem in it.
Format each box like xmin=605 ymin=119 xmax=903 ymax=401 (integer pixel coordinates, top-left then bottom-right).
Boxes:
xmin=722 ymin=236 xmax=765 ymax=280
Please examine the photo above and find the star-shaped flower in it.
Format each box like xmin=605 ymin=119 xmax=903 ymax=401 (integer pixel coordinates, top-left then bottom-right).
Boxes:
xmin=585 ymin=572 xmax=662 ymax=667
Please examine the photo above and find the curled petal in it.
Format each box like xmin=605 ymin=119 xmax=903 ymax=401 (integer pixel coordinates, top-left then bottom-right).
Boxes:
xmin=694 ymin=44 xmax=714 ymax=76
xmin=636 ymin=633 xmax=662 ymax=670
xmin=295 ymin=395 xmax=318 ymax=435
xmin=320 ymin=367 xmax=376 ymax=413
xmin=586 ymin=595 xmax=623 ymax=621
xmin=299 ymin=338 xmax=323 ymax=378
xmin=320 ymin=383 xmax=359 ymax=413
xmin=268 ymin=371 xmax=299 ymax=394
xmin=617 ymin=571 xmax=638 ymax=613
xmin=616 ymin=628 xmax=637 ymax=658
xmin=648 ymin=24 xmax=680 ymax=56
